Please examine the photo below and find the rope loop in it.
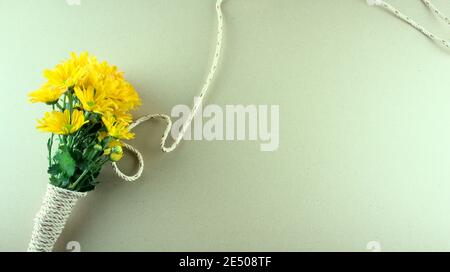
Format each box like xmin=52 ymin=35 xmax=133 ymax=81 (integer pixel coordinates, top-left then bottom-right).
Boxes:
xmin=112 ymin=0 xmax=226 ymax=182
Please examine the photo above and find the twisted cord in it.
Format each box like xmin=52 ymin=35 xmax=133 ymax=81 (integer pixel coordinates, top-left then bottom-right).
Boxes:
xmin=27 ymin=184 xmax=87 ymax=252
xmin=112 ymin=0 xmax=225 ymax=182
xmin=367 ymin=0 xmax=450 ymax=49
xmin=421 ymin=0 xmax=450 ymax=25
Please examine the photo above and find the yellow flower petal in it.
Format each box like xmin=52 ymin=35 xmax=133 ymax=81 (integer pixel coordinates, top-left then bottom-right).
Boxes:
xmin=74 ymin=85 xmax=112 ymax=115
xmin=29 ymin=84 xmax=65 ymax=104
xmin=102 ymin=115 xmax=134 ymax=140
xmin=37 ymin=109 xmax=88 ymax=135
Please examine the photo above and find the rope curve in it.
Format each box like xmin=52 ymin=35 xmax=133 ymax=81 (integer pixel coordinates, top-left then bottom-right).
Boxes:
xmin=367 ymin=0 xmax=450 ymax=49
xmin=112 ymin=0 xmax=226 ymax=182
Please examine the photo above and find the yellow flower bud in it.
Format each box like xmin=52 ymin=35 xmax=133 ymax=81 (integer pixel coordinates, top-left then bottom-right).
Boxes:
xmin=94 ymin=144 xmax=103 ymax=151
xmin=110 ymin=152 xmax=123 ymax=162
xmin=111 ymin=145 xmax=123 ymax=154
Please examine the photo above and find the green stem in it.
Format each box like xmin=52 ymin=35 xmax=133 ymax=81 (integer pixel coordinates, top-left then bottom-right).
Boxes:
xmin=48 ymin=104 xmax=56 ymax=166
xmin=69 ymin=156 xmax=108 ymax=191
xmin=92 ymin=156 xmax=109 ymax=173
xmin=69 ymin=168 xmax=89 ymax=190
xmin=63 ymin=93 xmax=67 ymax=111
xmin=68 ymin=90 xmax=73 ymax=113
xmin=55 ymin=103 xmax=64 ymax=110
xmin=48 ymin=134 xmax=54 ymax=166
xmin=65 ymin=90 xmax=75 ymax=149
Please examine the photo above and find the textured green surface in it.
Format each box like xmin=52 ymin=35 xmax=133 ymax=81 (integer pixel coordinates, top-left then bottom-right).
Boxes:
xmin=2 ymin=0 xmax=450 ymax=251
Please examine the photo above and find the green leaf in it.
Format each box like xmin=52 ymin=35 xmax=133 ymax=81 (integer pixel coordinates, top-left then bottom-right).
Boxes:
xmin=72 ymin=148 xmax=83 ymax=162
xmin=47 ymin=164 xmax=60 ymax=176
xmin=55 ymin=149 xmax=76 ymax=177
xmin=78 ymin=160 xmax=90 ymax=171
xmin=49 ymin=175 xmax=60 ymax=187
xmin=61 ymin=175 xmax=70 ymax=188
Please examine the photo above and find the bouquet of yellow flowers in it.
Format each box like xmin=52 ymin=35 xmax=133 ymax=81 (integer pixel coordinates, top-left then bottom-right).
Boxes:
xmin=27 ymin=52 xmax=141 ymax=251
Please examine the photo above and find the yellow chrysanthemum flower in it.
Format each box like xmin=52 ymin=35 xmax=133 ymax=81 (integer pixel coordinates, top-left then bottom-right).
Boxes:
xmin=69 ymin=51 xmax=97 ymax=68
xmin=74 ymin=86 xmax=112 ymax=115
xmin=29 ymin=84 xmax=65 ymax=104
xmin=94 ymin=61 xmax=124 ymax=81
xmin=111 ymin=109 xmax=133 ymax=124
xmin=31 ymin=51 xmax=140 ymax=140
xmin=97 ymin=78 xmax=139 ymax=129
xmin=102 ymin=115 xmax=134 ymax=140
xmin=106 ymin=81 xmax=141 ymax=112
xmin=75 ymin=53 xmax=104 ymax=89
xmin=91 ymin=77 xmax=119 ymax=98
xmin=78 ymin=60 xmax=119 ymax=89
xmin=37 ymin=109 xmax=88 ymax=135
xmin=72 ymin=54 xmax=140 ymax=113
xmin=43 ymin=61 xmax=85 ymax=94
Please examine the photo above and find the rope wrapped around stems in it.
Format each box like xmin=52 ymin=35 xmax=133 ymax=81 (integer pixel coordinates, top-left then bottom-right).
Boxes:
xmin=27 ymin=184 xmax=86 ymax=252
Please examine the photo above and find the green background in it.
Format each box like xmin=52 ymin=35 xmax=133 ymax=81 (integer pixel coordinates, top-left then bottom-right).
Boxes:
xmin=2 ymin=0 xmax=450 ymax=251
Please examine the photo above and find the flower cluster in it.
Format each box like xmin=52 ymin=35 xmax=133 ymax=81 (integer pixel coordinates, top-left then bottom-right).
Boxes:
xmin=29 ymin=52 xmax=141 ymax=192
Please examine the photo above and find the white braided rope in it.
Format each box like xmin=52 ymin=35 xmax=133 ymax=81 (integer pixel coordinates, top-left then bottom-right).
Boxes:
xmin=421 ymin=0 xmax=450 ymax=25
xmin=27 ymin=184 xmax=87 ymax=252
xmin=112 ymin=0 xmax=226 ymax=182
xmin=367 ymin=0 xmax=450 ymax=49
